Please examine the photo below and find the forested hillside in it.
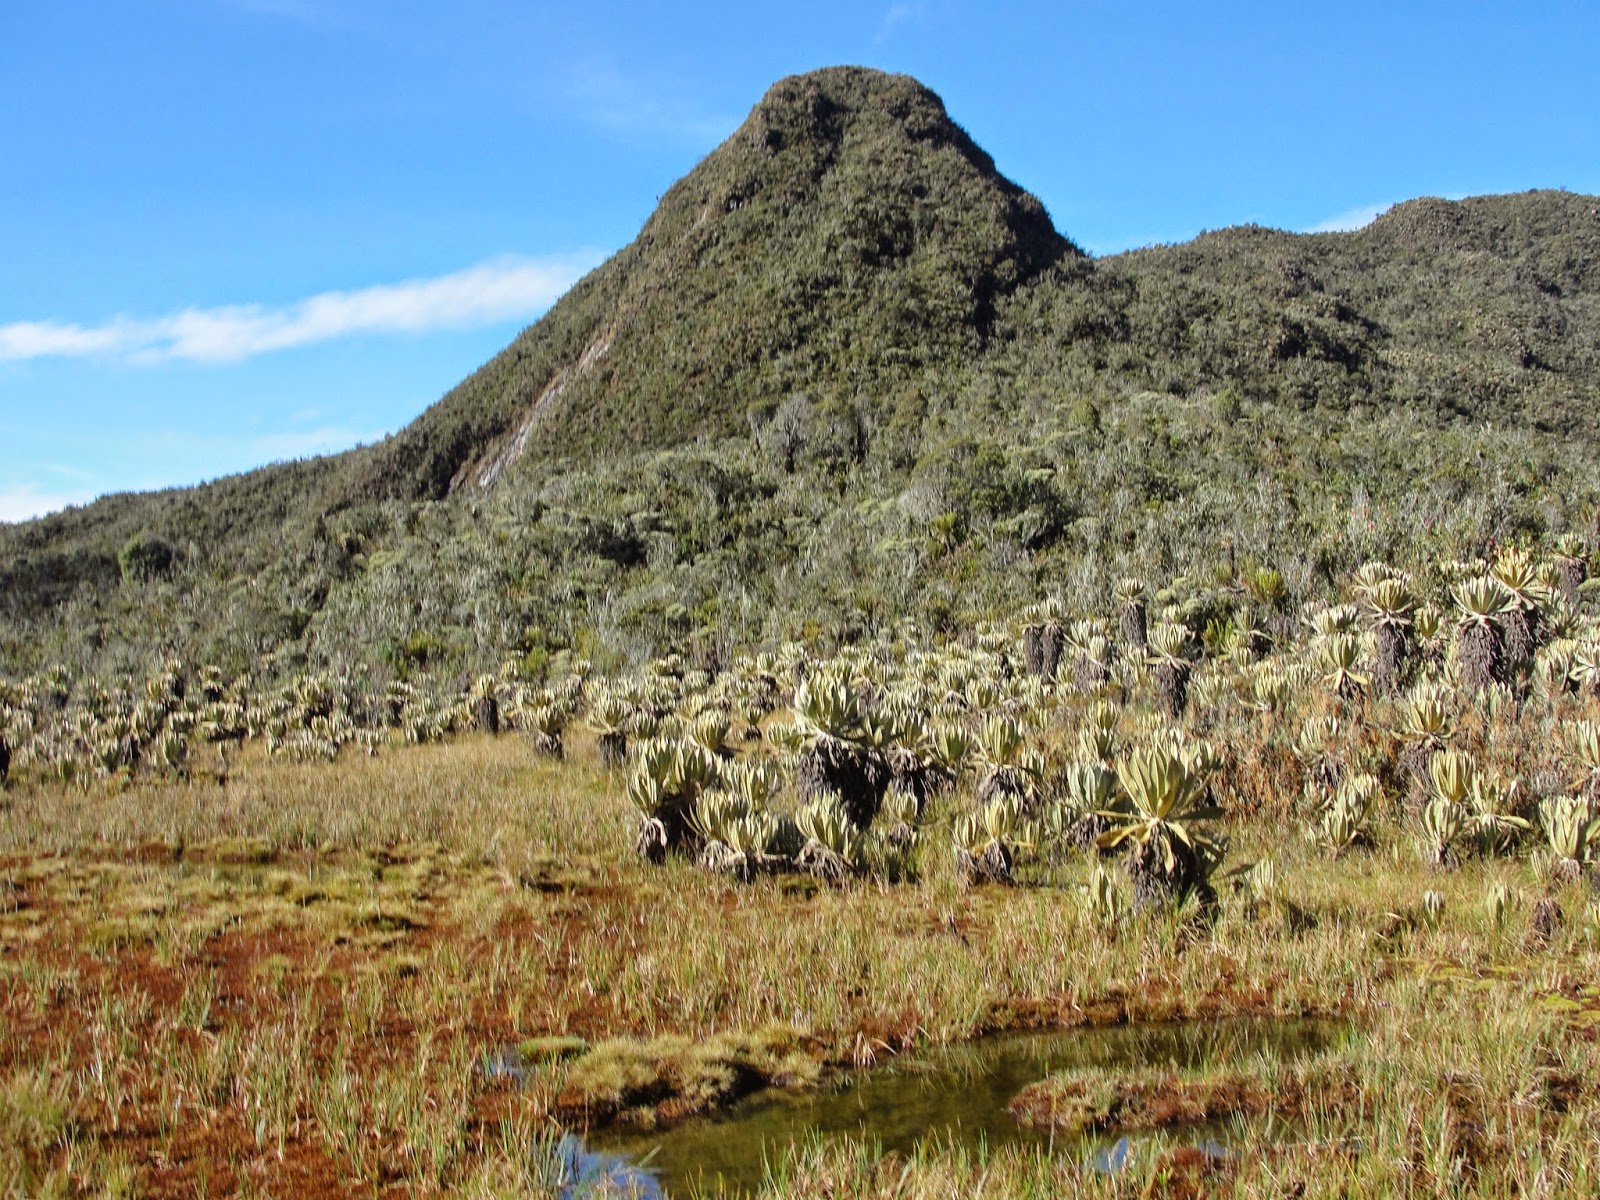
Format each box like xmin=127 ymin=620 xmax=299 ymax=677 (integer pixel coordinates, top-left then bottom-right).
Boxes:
xmin=4 ymin=67 xmax=1598 ymax=681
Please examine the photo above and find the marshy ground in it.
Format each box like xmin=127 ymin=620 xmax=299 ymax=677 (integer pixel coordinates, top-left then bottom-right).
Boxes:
xmin=3 ymin=733 xmax=1600 ymax=1197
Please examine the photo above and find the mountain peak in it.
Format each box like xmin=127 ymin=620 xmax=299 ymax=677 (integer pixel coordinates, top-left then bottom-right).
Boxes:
xmin=744 ymin=67 xmax=966 ymax=158
xmin=359 ymin=68 xmax=1078 ymax=500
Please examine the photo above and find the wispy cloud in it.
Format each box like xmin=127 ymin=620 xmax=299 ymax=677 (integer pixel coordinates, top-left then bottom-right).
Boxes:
xmin=563 ymin=60 xmax=734 ymax=145
xmin=0 ymin=253 xmax=601 ymax=365
xmin=1306 ymin=201 xmax=1393 ymax=234
xmin=876 ymin=2 xmax=927 ymax=42
xmin=0 ymin=483 xmax=96 ymax=524
xmin=251 ymin=425 xmax=383 ymax=460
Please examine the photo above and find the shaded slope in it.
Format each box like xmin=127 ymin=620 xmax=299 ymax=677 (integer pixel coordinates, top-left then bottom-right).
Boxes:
xmin=347 ymin=66 xmax=1077 ymax=502
xmin=1096 ymin=190 xmax=1600 ymax=430
xmin=4 ymin=68 xmax=1600 ymax=658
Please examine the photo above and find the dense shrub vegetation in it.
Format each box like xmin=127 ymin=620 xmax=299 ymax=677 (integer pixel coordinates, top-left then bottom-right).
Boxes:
xmin=7 ymin=66 xmax=1600 ymax=1196
xmin=4 ymin=70 xmax=1599 ymax=693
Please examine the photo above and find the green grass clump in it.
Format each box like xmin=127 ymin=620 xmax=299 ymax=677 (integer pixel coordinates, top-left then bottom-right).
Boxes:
xmin=557 ymin=1027 xmax=822 ymax=1127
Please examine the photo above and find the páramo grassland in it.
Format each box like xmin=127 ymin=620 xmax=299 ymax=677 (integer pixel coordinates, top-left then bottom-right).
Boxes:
xmin=7 ymin=68 xmax=1600 ymax=1200
xmin=5 ymin=551 xmax=1600 ymax=1197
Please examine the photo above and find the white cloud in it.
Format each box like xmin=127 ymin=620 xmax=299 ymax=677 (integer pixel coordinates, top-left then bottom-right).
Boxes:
xmin=564 ymin=60 xmax=733 ymax=145
xmin=1306 ymin=202 xmax=1393 ymax=234
xmin=0 ymin=483 xmax=96 ymax=524
xmin=252 ymin=425 xmax=382 ymax=460
xmin=0 ymin=253 xmax=601 ymax=365
xmin=877 ymin=2 xmax=926 ymax=41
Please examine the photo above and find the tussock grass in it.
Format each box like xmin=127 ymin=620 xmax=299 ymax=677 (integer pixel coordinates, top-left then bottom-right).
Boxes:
xmin=0 ymin=733 xmax=1599 ymax=1194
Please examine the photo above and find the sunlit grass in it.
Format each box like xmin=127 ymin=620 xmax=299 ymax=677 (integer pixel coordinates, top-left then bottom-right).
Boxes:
xmin=0 ymin=730 xmax=1598 ymax=1194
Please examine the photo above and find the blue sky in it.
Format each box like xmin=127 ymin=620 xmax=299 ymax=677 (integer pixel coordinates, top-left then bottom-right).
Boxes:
xmin=3 ymin=1 xmax=1598 ymax=521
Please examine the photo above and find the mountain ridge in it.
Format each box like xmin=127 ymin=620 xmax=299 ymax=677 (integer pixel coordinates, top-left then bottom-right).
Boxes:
xmin=4 ymin=68 xmax=1600 ymax=676
xmin=346 ymin=66 xmax=1079 ymax=506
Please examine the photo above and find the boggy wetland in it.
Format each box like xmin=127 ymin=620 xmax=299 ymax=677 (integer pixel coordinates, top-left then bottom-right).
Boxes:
xmin=6 ymin=549 xmax=1600 ymax=1197
xmin=8 ymin=59 xmax=1600 ymax=1200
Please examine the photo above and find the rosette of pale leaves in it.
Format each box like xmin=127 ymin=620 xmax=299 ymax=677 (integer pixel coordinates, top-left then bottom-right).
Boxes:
xmin=1417 ymin=790 xmax=1467 ymax=869
xmin=1060 ymin=760 xmax=1117 ymax=818
xmin=1567 ymin=720 xmax=1600 ymax=796
xmin=1414 ymin=761 xmax=1472 ymax=864
xmin=1146 ymin=623 xmax=1194 ymax=718
xmin=691 ymin=789 xmax=757 ymax=847
xmin=1536 ymin=638 xmax=1582 ymax=699
xmin=627 ymin=737 xmax=721 ymax=861
xmin=1317 ymin=633 xmax=1369 ymax=700
xmin=1397 ymin=684 xmax=1453 ymax=750
xmin=1572 ymin=641 xmax=1600 ymax=698
xmin=695 ymin=791 xmax=780 ymax=880
xmin=953 ymin=791 xmax=1028 ymax=884
xmin=964 ymin=678 xmax=1002 ymax=713
xmin=1539 ymin=795 xmax=1599 ymax=867
xmin=976 ymin=714 xmax=1033 ymax=782
xmin=858 ymin=703 xmax=920 ymax=753
xmin=1097 ymin=746 xmax=1224 ymax=891
xmin=719 ymin=759 xmax=784 ymax=808
xmin=794 ymin=670 xmax=864 ymax=743
xmin=586 ymin=693 xmax=629 ymax=736
xmin=526 ymin=702 xmax=567 ymax=758
xmin=1454 ymin=576 xmax=1514 ymax=693
xmin=1461 ymin=773 xmax=1530 ymax=855
xmin=1492 ymin=548 xmax=1554 ymax=614
xmin=879 ymin=788 xmax=921 ymax=834
xmin=587 ymin=693 xmax=632 ymax=765
xmin=1294 ymin=716 xmax=1343 ymax=793
xmin=1413 ymin=604 xmax=1445 ymax=643
xmin=1316 ymin=773 xmax=1380 ymax=856
xmin=1249 ymin=665 xmax=1291 ymax=714
xmin=1428 ymin=750 xmax=1475 ymax=807
xmin=1304 ymin=604 xmax=1360 ymax=640
xmin=1352 ymin=561 xmax=1409 ymax=596
xmin=1081 ymin=864 xmax=1126 ymax=929
xmin=794 ymin=795 xmax=865 ymax=882
xmin=154 ymin=730 xmax=188 ymax=776
xmin=688 ymin=710 xmax=733 ymax=757
xmin=927 ymin=723 xmax=976 ymax=774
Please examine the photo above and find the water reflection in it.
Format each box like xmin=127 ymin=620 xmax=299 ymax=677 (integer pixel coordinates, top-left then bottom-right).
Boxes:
xmin=559 ymin=1018 xmax=1344 ymax=1198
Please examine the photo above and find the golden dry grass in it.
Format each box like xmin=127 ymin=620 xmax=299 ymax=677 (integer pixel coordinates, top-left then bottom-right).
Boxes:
xmin=1 ymin=731 xmax=1599 ymax=1196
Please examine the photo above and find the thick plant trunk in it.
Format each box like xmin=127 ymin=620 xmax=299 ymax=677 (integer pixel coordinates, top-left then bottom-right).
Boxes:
xmin=977 ymin=765 xmax=1028 ymax=808
xmin=1371 ymin=623 xmax=1410 ymax=695
xmin=1500 ymin=607 xmax=1537 ymax=677
xmin=1398 ymin=742 xmax=1436 ymax=803
xmin=598 ymin=730 xmax=628 ymax=767
xmin=698 ymin=841 xmax=755 ymax=884
xmin=797 ymin=740 xmax=888 ymax=829
xmin=635 ymin=816 xmax=668 ymax=864
xmin=476 ymin=694 xmax=500 ymax=736
xmin=1156 ymin=661 xmax=1191 ymax=719
xmin=1335 ymin=674 xmax=1365 ymax=710
xmin=1558 ymin=559 xmax=1587 ymax=604
xmin=956 ymin=841 xmax=1013 ymax=885
xmin=886 ymin=753 xmax=931 ymax=811
xmin=1528 ymin=897 xmax=1562 ymax=947
xmin=1459 ymin=620 xmax=1503 ymax=695
xmin=1121 ymin=601 xmax=1148 ymax=656
xmin=1076 ymin=652 xmax=1109 ymax=692
xmin=1040 ymin=622 xmax=1064 ymax=682
xmin=796 ymin=840 xmax=854 ymax=884
xmin=1066 ymin=811 xmax=1109 ymax=853
xmin=1022 ymin=625 xmax=1044 ymax=677
xmin=1125 ymin=835 xmax=1205 ymax=909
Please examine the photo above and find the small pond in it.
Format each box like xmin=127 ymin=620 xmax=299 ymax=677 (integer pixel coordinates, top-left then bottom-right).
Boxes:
xmin=539 ymin=1017 xmax=1347 ymax=1198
